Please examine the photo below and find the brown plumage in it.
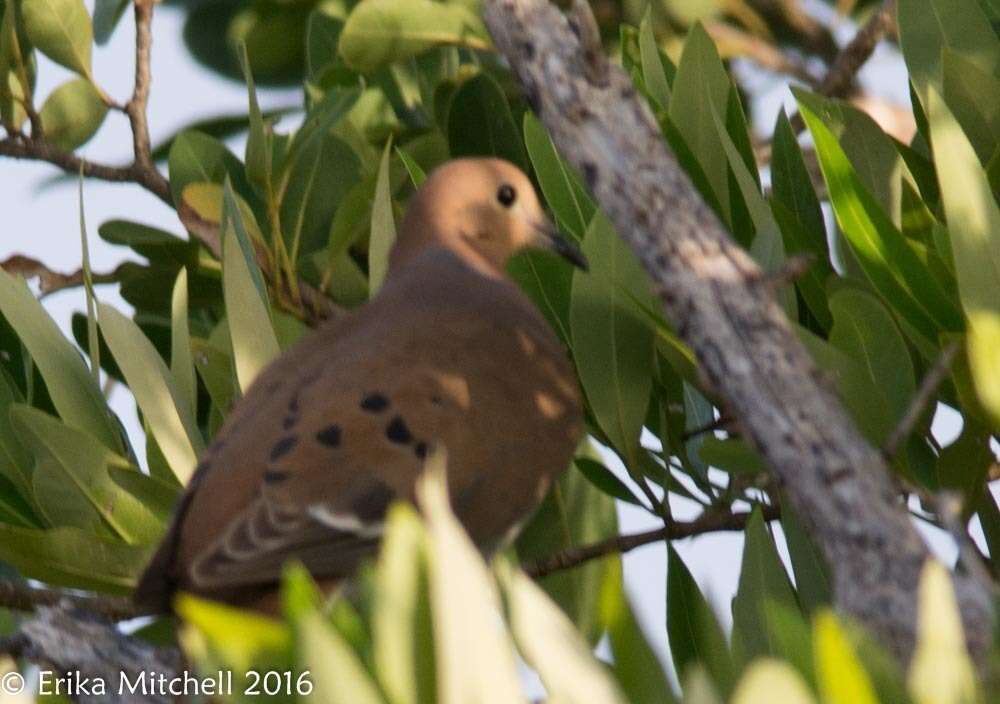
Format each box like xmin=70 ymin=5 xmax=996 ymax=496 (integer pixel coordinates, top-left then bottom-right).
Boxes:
xmin=134 ymin=158 xmax=586 ymax=613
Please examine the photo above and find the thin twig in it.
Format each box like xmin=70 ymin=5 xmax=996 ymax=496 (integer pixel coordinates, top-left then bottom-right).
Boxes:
xmin=124 ymin=0 xmax=156 ymax=172
xmin=1 ymin=254 xmax=126 ymax=295
xmin=882 ymin=342 xmax=959 ymax=459
xmin=523 ymin=504 xmax=780 ymax=578
xmin=0 ymin=580 xmax=142 ymax=622
xmin=818 ymin=0 xmax=898 ymax=99
xmin=788 ymin=0 xmax=898 ymax=134
xmin=0 ymin=136 xmax=172 ymax=204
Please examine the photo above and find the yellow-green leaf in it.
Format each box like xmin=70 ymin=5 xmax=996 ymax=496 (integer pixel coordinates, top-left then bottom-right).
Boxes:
xmin=171 ymin=268 xmax=196 ymax=420
xmin=221 ymin=180 xmax=279 ymax=391
xmin=99 ymin=303 xmax=203 ymax=484
xmin=416 ymin=455 xmax=525 ymax=704
xmin=21 ymin=0 xmax=92 ymax=76
xmin=813 ymin=611 xmax=878 ymax=704
xmin=339 ymin=0 xmax=490 ymax=73
xmin=39 ymin=78 xmax=107 ymax=150
xmin=301 ymin=612 xmax=386 ymax=704
xmin=500 ymin=563 xmax=626 ymax=704
xmin=368 ymin=139 xmax=396 ymax=296
xmin=908 ymin=561 xmax=980 ymax=704
xmin=0 ymin=268 xmax=121 ymax=452
xmin=732 ymin=659 xmax=816 ymax=704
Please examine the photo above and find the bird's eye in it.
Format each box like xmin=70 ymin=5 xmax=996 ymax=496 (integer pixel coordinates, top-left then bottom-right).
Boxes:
xmin=497 ymin=184 xmax=517 ymax=207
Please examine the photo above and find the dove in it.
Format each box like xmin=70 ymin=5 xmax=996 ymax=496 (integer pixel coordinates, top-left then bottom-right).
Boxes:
xmin=134 ymin=157 xmax=587 ymax=613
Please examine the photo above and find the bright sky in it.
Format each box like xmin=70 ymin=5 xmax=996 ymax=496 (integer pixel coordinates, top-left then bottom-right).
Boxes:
xmin=0 ymin=1 xmax=976 ymax=687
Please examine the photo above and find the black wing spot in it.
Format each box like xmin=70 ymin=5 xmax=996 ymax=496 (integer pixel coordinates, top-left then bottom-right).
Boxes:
xmin=353 ymin=480 xmax=395 ymax=522
xmin=270 ymin=436 xmax=298 ymax=461
xmin=414 ymin=441 xmax=428 ymax=460
xmin=360 ymin=392 xmax=390 ymax=412
xmin=263 ymin=468 xmax=288 ymax=483
xmin=385 ymin=416 xmax=413 ymax=444
xmin=316 ymin=425 xmax=342 ymax=447
xmin=282 ymin=414 xmax=298 ymax=430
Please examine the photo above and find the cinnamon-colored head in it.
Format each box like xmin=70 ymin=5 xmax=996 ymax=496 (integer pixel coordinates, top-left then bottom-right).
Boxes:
xmin=390 ymin=158 xmax=587 ymax=275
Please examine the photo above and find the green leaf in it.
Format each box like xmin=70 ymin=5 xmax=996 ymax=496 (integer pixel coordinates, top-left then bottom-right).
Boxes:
xmin=0 ymin=268 xmax=121 ymax=452
xmin=21 ymin=0 xmax=92 ymax=77
xmin=78 ymin=176 xmax=99 ymax=385
xmin=667 ymin=546 xmax=735 ymax=694
xmin=177 ymin=594 xmax=291 ymax=674
xmin=927 ymin=88 xmax=1000 ymax=427
xmin=306 ymin=5 xmax=346 ymax=78
xmin=300 ymin=610 xmax=386 ymax=704
xmin=99 ymin=303 xmax=202 ymax=485
xmin=396 ymin=146 xmax=427 ymax=187
xmin=523 ymin=112 xmax=594 ymax=240
xmin=799 ymin=96 xmax=964 ymax=342
xmin=813 ymin=611 xmax=879 ymax=704
xmin=170 ymin=269 xmax=196 ymax=421
xmin=942 ymin=49 xmax=1000 ymax=162
xmin=638 ymin=8 xmax=670 ymax=108
xmin=447 ymin=72 xmax=529 ymax=172
xmin=771 ymin=109 xmax=833 ymax=330
xmin=221 ymin=180 xmax=280 ymax=392
xmin=0 ymin=371 xmax=32 ymax=495
xmin=731 ymin=507 xmax=799 ymax=665
xmin=573 ymin=457 xmax=643 ymax=506
xmin=368 ymin=139 xmax=397 ymax=296
xmin=708 ymin=102 xmax=786 ymax=277
xmin=794 ymin=90 xmax=904 ymax=225
xmin=898 ymin=0 xmax=1000 ymax=103
xmin=92 ymin=0 xmax=128 ymax=44
xmin=0 ymin=524 xmax=150 ymax=592
xmin=828 ymin=287 xmax=915 ymax=443
xmin=599 ymin=560 xmax=676 ymax=704
xmin=779 ymin=501 xmax=831 ymax=613
xmin=167 ymin=130 xmax=253 ymax=209
xmin=38 ymin=78 xmax=107 ymax=150
xmin=669 ymin=23 xmax=733 ymax=227
xmin=107 ymin=465 xmax=178 ymax=524
xmin=372 ymin=504 xmax=435 ymax=704
xmin=570 ymin=213 xmax=654 ymax=464
xmin=280 ymin=130 xmax=360 ymax=262
xmin=500 ymin=563 xmax=626 ymax=704
xmin=417 ymin=462 xmax=525 ymax=704
xmin=965 ymin=313 xmax=1000 ymax=429
xmin=237 ymin=42 xmax=271 ymax=198
xmin=516 ymin=456 xmax=619 ymax=642
xmin=11 ymin=405 xmax=161 ymax=544
xmin=731 ymin=660 xmax=816 ymax=704
xmin=339 ymin=0 xmax=490 ymax=73
xmin=697 ymin=437 xmax=767 ymax=476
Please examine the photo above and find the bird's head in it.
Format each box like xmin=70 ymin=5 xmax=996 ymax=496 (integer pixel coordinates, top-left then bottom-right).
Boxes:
xmin=393 ymin=158 xmax=588 ymax=275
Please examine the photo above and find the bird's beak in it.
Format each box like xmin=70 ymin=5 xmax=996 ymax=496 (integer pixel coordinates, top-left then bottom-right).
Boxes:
xmin=530 ymin=219 xmax=589 ymax=271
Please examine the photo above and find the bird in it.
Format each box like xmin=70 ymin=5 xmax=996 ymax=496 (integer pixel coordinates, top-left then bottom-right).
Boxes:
xmin=134 ymin=157 xmax=588 ymax=613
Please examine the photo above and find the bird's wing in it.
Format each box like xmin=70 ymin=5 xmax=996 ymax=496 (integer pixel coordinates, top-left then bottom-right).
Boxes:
xmin=187 ymin=469 xmax=395 ymax=589
xmin=180 ymin=350 xmax=454 ymax=592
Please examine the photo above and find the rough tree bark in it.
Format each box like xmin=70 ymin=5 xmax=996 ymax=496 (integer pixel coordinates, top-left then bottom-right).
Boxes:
xmin=482 ymin=0 xmax=994 ymax=663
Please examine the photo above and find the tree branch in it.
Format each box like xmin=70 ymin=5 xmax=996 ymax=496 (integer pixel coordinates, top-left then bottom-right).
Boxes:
xmin=124 ymin=0 xmax=157 ymax=173
xmin=0 ymin=135 xmax=171 ymax=204
xmin=482 ymin=0 xmax=995 ymax=664
xmin=1 ymin=254 xmax=126 ymax=295
xmin=0 ymin=580 xmax=142 ymax=622
xmin=524 ymin=504 xmax=780 ymax=578
xmin=817 ymin=0 xmax=898 ymax=99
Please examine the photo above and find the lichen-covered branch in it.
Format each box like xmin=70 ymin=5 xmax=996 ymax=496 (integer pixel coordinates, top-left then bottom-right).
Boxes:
xmin=482 ymin=0 xmax=994 ymax=663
